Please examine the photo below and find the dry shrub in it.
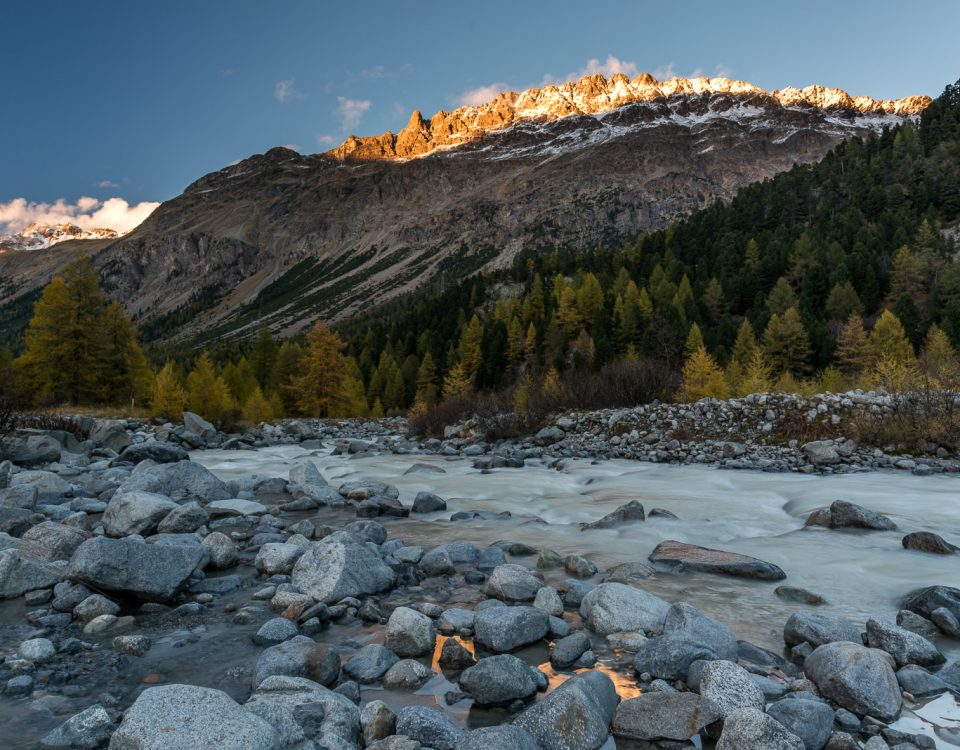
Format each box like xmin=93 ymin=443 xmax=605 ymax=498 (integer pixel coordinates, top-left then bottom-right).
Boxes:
xmin=14 ymin=411 xmax=91 ymax=441
xmin=769 ymin=405 xmax=845 ymax=444
xmin=851 ymin=384 xmax=960 ymax=453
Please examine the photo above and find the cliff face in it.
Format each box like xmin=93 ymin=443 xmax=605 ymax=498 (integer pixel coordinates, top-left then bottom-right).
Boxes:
xmin=0 ymin=73 xmax=931 ymax=343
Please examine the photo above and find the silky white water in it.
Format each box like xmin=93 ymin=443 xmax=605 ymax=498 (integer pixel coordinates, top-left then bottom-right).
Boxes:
xmin=194 ymin=444 xmax=960 ymax=745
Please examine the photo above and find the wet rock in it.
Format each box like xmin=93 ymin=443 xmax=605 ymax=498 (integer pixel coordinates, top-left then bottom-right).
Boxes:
xmin=254 ymin=543 xmax=303 ymax=575
xmin=483 ymin=563 xmax=544 ymax=602
xmin=208 ymin=498 xmax=267 ymax=516
xmin=634 ymin=602 xmax=737 ymax=679
xmin=438 ymin=608 xmax=475 ymax=634
xmin=806 ymin=500 xmax=897 ymax=531
xmin=579 ymin=582 xmax=670 ymax=635
xmin=109 ymin=684 xmax=276 ymax=750
xmin=613 ymin=691 xmax=714 ymax=741
xmin=454 ymin=725 xmax=539 ymax=750
xmin=385 ymin=606 xmax=435 ymax=657
xmin=784 ymin=612 xmax=862 ymax=648
xmin=395 ymin=706 xmax=463 ymax=750
xmin=6 ymin=675 xmax=33 ymax=696
xmin=766 ymin=696 xmax=835 ymax=750
xmin=121 ymin=461 xmax=230 ymax=504
xmin=865 ymin=618 xmax=944 ymax=668
xmin=202 ymin=531 xmax=238 ymax=569
xmin=579 ymin=500 xmax=645 ymax=530
xmin=357 ymin=494 xmax=409 ymax=518
xmin=439 ymin=638 xmax=476 ymax=670
xmin=411 ymin=491 xmax=446 ymax=513
xmin=776 ymin=586 xmax=826 ymax=605
xmin=473 ymin=605 xmax=549 ymax=652
xmin=513 ymin=670 xmax=617 ymax=750
xmin=804 ymin=642 xmax=902 ymax=722
xmin=292 ymin=533 xmax=395 ymax=604
xmin=19 ymin=521 xmax=89 ymax=562
xmin=716 ymin=707 xmax=805 ymax=750
xmin=157 ymin=502 xmax=209 ymax=534
xmin=39 ymin=703 xmax=115 ymax=750
xmin=649 ymin=540 xmax=786 ymax=580
xmin=902 ymin=585 xmax=960 ymax=619
xmin=68 ymin=536 xmax=203 ymax=602
xmin=895 ymin=665 xmax=952 ymax=698
xmin=119 ymin=442 xmax=188 ymax=464
xmin=536 ymin=548 xmax=563 ymax=569
xmin=533 ymin=586 xmax=564 ymax=616
xmin=343 ymin=644 xmax=400 ymax=683
xmin=245 ymin=675 xmax=360 ymax=749
xmin=113 ymin=635 xmax=152 ymax=657
xmin=19 ymin=637 xmax=56 ymax=662
xmin=74 ymin=593 xmax=120 ymax=623
xmin=361 ymin=700 xmax=396 ymax=745
xmin=382 ymin=659 xmax=431 ymax=690
xmin=253 ymin=617 xmax=299 ymax=646
xmin=604 ymin=561 xmax=655 ymax=582
xmin=699 ymin=660 xmax=765 ymax=719
xmin=932 ymin=606 xmax=960 ymax=637
xmin=901 ymin=532 xmax=958 ymax=554
xmin=253 ymin=636 xmax=339 ymax=689
xmin=550 ymin=632 xmax=591 ymax=669
xmin=289 ymin=460 xmax=327 ymax=486
xmin=460 ymin=654 xmax=538 ymax=705
xmin=339 ymin=480 xmax=399 ymax=501
xmin=564 ymin=554 xmax=597 ymax=578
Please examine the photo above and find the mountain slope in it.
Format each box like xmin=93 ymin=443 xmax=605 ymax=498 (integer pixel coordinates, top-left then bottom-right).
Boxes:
xmin=0 ymin=73 xmax=930 ymax=344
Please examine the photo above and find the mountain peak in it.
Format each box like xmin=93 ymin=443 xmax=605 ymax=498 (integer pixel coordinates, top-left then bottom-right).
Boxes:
xmin=328 ymin=72 xmax=931 ymax=161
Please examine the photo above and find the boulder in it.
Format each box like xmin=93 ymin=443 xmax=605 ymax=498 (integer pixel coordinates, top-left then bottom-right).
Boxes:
xmin=103 ymin=491 xmax=177 ymax=537
xmin=119 ymin=442 xmax=189 ymax=465
xmin=455 ymin=726 xmax=539 ymax=750
xmin=157 ymin=501 xmax=209 ymax=534
xmin=634 ymin=602 xmax=738 ymax=679
xmin=483 ymin=563 xmax=543 ymax=602
xmin=0 ymin=484 xmax=38 ymax=509
xmin=473 ymin=605 xmax=549 ymax=652
xmin=804 ymin=642 xmax=902 ymax=722
xmin=244 ymin=675 xmax=360 ymax=750
xmin=0 ymin=506 xmax=43 ymax=535
xmin=460 ymin=654 xmax=538 ymax=705
xmin=254 ymin=543 xmax=303 ymax=575
xmin=439 ymin=638 xmax=476 ymax=670
xmin=698 ymin=660 xmax=765 ymax=719
xmin=12 ymin=470 xmax=72 ymax=501
xmin=253 ymin=636 xmax=339 ymax=689
xmin=4 ymin=435 xmax=62 ymax=467
xmin=202 ymin=531 xmax=238 ymax=569
xmin=649 ymin=540 xmax=785 ymax=580
xmin=784 ymin=612 xmax=862 ymax=648
xmin=896 ymin=664 xmax=954 ymax=698
xmin=382 ymin=659 xmax=431 ymax=690
xmin=604 ymin=561 xmax=655 ymax=582
xmin=183 ymin=412 xmax=217 ymax=441
xmin=766 ymin=697 xmax=835 ymax=750
xmin=90 ymin=421 xmax=131 ymax=453
xmin=533 ymin=585 xmax=564 ymax=616
xmin=411 ymin=491 xmax=446 ymax=513
xmin=613 ymin=691 xmax=714 ymax=741
xmin=902 ymin=531 xmax=958 ymax=554
xmin=865 ymin=617 xmax=944 ymax=668
xmin=802 ymin=441 xmax=841 ymax=466
xmin=0 ymin=548 xmax=64 ymax=599
xmin=207 ymin=498 xmax=266 ymax=516
xmin=343 ymin=644 xmax=400 ymax=683
xmin=339 ymin=480 xmax=399 ymax=501
xmin=716 ymin=707 xmax=805 ymax=750
xmin=384 ymin=606 xmax=435 ymax=657
xmin=108 ymin=684 xmax=276 ymax=750
xmin=67 ymin=537 xmax=203 ymax=601
xmin=902 ymin=585 xmax=960 ymax=619
xmin=806 ymin=500 xmax=896 ymax=531
xmin=550 ymin=632 xmax=591 ymax=669
xmin=289 ymin=461 xmax=327 ymax=486
xmin=19 ymin=522 xmax=89 ymax=562
xmin=121 ymin=461 xmax=230 ymax=504
xmin=360 ymin=700 xmax=395 ymax=745
xmin=512 ymin=670 xmax=618 ymax=750
xmin=291 ymin=534 xmax=395 ymax=604
xmin=39 ymin=704 xmax=114 ymax=749
xmin=579 ymin=500 xmax=645 ymax=530
xmin=253 ymin=618 xmax=298 ymax=646
xmin=395 ymin=706 xmax=463 ymax=750
xmin=579 ymin=582 xmax=670 ymax=635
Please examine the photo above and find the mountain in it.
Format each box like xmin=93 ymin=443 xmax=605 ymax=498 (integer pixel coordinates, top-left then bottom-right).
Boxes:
xmin=0 ymin=222 xmax=119 ymax=253
xmin=0 ymin=73 xmax=930 ymax=345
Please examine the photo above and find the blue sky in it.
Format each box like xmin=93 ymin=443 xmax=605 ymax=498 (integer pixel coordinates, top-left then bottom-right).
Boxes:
xmin=1 ymin=0 xmax=957 ymax=231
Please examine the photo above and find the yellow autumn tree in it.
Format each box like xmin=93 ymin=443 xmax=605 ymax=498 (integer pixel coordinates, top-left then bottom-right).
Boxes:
xmin=242 ymin=387 xmax=274 ymax=424
xmin=869 ymin=310 xmax=916 ymax=366
xmin=290 ymin=321 xmax=349 ymax=418
xmin=737 ymin=348 xmax=774 ymax=396
xmin=679 ymin=346 xmax=729 ymax=401
xmin=187 ymin=351 xmax=233 ymax=423
xmin=921 ymin=324 xmax=959 ymax=386
xmin=442 ymin=362 xmax=472 ymax=400
xmin=152 ymin=361 xmax=187 ymax=420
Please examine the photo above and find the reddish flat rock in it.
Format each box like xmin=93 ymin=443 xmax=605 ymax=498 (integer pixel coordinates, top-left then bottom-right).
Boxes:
xmin=648 ymin=540 xmax=785 ymax=581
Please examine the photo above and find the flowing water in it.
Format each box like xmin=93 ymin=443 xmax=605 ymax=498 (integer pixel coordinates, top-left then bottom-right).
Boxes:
xmin=2 ymin=444 xmax=958 ymax=747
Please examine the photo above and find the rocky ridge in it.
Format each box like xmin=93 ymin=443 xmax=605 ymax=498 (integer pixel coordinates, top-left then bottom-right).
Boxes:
xmin=0 ymin=223 xmax=119 ymax=254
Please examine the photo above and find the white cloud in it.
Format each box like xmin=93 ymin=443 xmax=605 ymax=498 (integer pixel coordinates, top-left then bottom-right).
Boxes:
xmin=0 ymin=196 xmax=160 ymax=234
xmin=458 ymin=83 xmax=510 ymax=106
xmin=336 ymin=97 xmax=371 ymax=132
xmin=581 ymin=55 xmax=640 ymax=78
xmin=274 ymin=79 xmax=304 ymax=103
xmin=315 ymin=133 xmax=337 ymax=147
xmin=96 ymin=179 xmax=119 ymax=188
xmin=652 ymin=63 xmax=733 ymax=81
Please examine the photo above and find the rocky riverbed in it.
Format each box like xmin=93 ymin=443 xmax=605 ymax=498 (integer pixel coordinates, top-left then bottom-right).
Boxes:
xmin=0 ymin=408 xmax=958 ymax=749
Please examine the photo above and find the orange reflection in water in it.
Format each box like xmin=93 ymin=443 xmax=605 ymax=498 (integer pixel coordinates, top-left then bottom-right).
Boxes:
xmin=538 ymin=661 xmax=642 ymax=700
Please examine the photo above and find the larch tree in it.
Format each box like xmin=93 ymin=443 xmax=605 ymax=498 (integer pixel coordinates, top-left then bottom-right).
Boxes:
xmin=250 ymin=327 xmax=278 ymax=390
xmin=290 ymin=321 xmax=349 ymax=418
xmin=457 ymin=315 xmax=484 ymax=378
xmin=679 ymin=346 xmax=729 ymax=401
xmin=762 ymin=307 xmax=812 ymax=375
xmin=869 ymin=310 xmax=916 ymax=366
xmin=766 ymin=277 xmax=798 ymax=316
xmin=684 ymin=322 xmax=705 ymax=356
xmin=97 ymin=300 xmax=152 ymax=406
xmin=921 ymin=323 xmax=958 ymax=385
xmin=271 ymin=341 xmax=305 ymax=416
xmin=187 ymin=351 xmax=233 ymax=423
xmin=242 ymin=387 xmax=274 ymax=424
xmin=152 ymin=361 xmax=187 ymax=420
xmin=825 ymin=282 xmax=863 ymax=322
xmin=702 ymin=277 xmax=726 ymax=322
xmin=737 ymin=348 xmax=774 ymax=396
xmin=835 ymin=314 xmax=873 ymax=376
xmin=415 ymin=351 xmax=438 ymax=406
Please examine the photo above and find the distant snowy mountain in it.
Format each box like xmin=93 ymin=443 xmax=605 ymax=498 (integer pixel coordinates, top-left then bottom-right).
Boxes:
xmin=0 ymin=222 xmax=119 ymax=253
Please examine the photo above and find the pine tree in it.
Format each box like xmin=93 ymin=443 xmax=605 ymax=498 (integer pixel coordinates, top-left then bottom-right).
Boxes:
xmin=250 ymin=327 xmax=278 ymax=389
xmin=152 ymin=361 xmax=187 ymax=420
xmin=890 ymin=245 xmax=925 ymax=299
xmin=679 ymin=347 xmax=729 ymax=401
xmin=744 ymin=238 xmax=760 ymax=269
xmin=835 ymin=314 xmax=873 ymax=376
xmin=340 ymin=357 xmax=369 ymax=416
xmin=505 ymin=316 xmax=525 ymax=374
xmin=458 ymin=315 xmax=483 ymax=377
xmin=825 ymin=282 xmax=863 ymax=322
xmin=767 ymin=277 xmax=798 ymax=316
xmin=98 ymin=300 xmax=152 ymax=406
xmin=415 ymin=352 xmax=439 ymax=406
xmin=187 ymin=351 xmax=233 ymax=423
xmin=222 ymin=357 xmax=258 ymax=406
xmin=731 ymin=319 xmax=759 ymax=365
xmin=523 ymin=322 xmax=538 ymax=369
xmin=18 ymin=257 xmax=108 ymax=405
xmin=290 ymin=321 xmax=349 ymax=418
xmin=702 ymin=278 xmax=726 ymax=322
xmin=242 ymin=387 xmax=274 ymax=423
xmin=684 ymin=323 xmax=705 ymax=356
xmin=762 ymin=307 xmax=812 ymax=375
xmin=869 ymin=310 xmax=916 ymax=366
xmin=271 ymin=342 xmax=305 ymax=415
